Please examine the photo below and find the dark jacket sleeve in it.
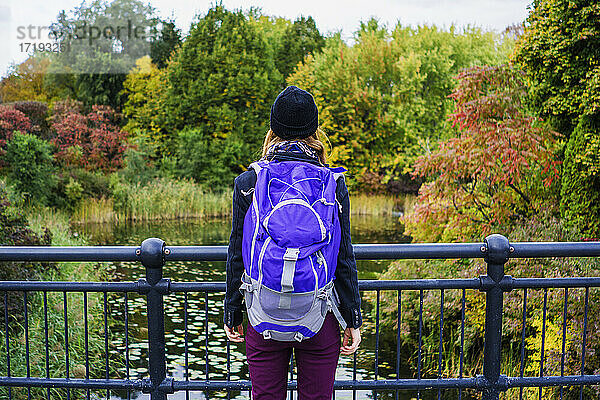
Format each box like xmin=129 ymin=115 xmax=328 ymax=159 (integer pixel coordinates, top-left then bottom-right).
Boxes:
xmin=224 ymin=171 xmax=255 ymax=328
xmin=334 ymin=177 xmax=363 ymax=329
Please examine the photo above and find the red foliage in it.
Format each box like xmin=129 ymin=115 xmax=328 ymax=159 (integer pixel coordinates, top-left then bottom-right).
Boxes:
xmin=0 ymin=105 xmax=32 ymax=150
xmin=51 ymin=101 xmax=128 ymax=172
xmin=406 ymin=65 xmax=561 ymax=241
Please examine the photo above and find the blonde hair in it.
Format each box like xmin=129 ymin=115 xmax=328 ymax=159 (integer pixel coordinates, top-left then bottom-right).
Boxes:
xmin=261 ymin=127 xmax=330 ymax=165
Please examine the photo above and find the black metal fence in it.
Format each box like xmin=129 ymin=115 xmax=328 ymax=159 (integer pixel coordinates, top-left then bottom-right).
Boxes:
xmin=1 ymin=234 xmax=600 ymax=399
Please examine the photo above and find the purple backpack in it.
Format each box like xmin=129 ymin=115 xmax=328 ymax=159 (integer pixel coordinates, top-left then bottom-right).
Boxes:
xmin=240 ymin=160 xmax=347 ymax=341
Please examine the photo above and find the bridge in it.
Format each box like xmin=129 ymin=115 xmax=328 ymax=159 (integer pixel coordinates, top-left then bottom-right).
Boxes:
xmin=1 ymin=234 xmax=600 ymax=399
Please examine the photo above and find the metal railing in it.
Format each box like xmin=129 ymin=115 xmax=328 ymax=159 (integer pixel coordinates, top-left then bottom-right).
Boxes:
xmin=0 ymin=233 xmax=599 ymax=399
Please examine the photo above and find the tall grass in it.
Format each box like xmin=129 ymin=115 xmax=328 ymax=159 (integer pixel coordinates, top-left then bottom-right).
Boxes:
xmin=0 ymin=207 xmax=121 ymax=399
xmin=351 ymin=193 xmax=415 ymax=215
xmin=72 ymin=177 xmax=233 ymax=223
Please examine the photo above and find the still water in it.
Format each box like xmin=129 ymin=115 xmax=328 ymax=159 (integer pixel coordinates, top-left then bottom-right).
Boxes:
xmin=76 ymin=214 xmax=452 ymax=400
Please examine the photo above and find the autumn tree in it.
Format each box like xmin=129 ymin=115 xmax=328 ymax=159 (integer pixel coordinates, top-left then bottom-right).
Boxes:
xmin=289 ymin=21 xmax=513 ymax=192
xmin=404 ymin=65 xmax=559 ymax=242
xmin=0 ymin=56 xmax=57 ymax=103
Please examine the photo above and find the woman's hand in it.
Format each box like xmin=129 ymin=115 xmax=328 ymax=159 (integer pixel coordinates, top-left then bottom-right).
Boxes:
xmin=340 ymin=327 xmax=361 ymax=355
xmin=224 ymin=324 xmax=244 ymax=342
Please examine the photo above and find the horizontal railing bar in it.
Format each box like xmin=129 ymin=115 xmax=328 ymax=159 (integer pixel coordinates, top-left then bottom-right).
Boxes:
xmin=358 ymin=279 xmax=481 ymax=290
xmin=507 ymin=375 xmax=600 ymax=387
xmin=2 ymin=242 xmax=599 ymax=263
xmin=0 ymin=377 xmax=145 ymax=390
xmin=5 ymin=277 xmax=600 ymax=293
xmin=169 ymin=279 xmax=482 ymax=292
xmin=165 ymin=243 xmax=486 ymax=261
xmin=511 ymin=277 xmax=600 ymax=288
xmin=0 ymin=246 xmax=139 ymax=262
xmin=0 ymin=282 xmax=139 ymax=292
xmin=172 ymin=378 xmax=480 ymax=391
xmin=511 ymin=242 xmax=600 ymax=258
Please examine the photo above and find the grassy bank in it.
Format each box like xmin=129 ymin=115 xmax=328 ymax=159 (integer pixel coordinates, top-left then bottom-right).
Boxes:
xmin=0 ymin=207 xmax=121 ymax=399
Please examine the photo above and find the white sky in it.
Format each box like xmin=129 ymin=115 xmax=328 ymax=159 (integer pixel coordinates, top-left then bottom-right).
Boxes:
xmin=0 ymin=0 xmax=532 ymax=77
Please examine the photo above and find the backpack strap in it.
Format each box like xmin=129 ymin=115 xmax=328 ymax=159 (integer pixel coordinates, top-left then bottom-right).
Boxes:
xmin=249 ymin=160 xmax=268 ymax=175
xmin=279 ymin=247 xmax=299 ymax=309
xmin=328 ymin=166 xmax=346 ymax=181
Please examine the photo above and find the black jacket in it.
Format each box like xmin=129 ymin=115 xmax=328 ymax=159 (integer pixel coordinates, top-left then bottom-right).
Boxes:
xmin=224 ymin=152 xmax=362 ymax=329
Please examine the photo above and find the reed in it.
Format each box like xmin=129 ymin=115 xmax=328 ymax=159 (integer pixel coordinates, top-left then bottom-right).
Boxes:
xmin=119 ymin=178 xmax=232 ymax=221
xmin=350 ymin=193 xmax=413 ymax=215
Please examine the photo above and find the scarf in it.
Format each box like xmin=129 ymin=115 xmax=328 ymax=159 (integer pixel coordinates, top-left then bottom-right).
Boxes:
xmin=264 ymin=140 xmax=321 ymax=164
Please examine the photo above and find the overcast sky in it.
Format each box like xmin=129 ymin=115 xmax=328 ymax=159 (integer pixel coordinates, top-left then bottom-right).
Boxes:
xmin=0 ymin=0 xmax=532 ymax=77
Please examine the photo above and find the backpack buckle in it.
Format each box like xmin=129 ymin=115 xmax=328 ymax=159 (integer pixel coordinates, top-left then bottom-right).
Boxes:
xmin=283 ymin=248 xmax=300 ymax=261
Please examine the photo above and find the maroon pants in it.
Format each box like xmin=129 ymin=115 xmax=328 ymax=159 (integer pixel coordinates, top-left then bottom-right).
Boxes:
xmin=245 ymin=312 xmax=341 ymax=400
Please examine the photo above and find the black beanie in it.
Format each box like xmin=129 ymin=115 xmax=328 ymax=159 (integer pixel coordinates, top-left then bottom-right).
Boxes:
xmin=270 ymin=85 xmax=319 ymax=140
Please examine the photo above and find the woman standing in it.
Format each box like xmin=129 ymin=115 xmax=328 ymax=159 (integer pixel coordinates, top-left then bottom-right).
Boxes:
xmin=224 ymin=85 xmax=362 ymax=400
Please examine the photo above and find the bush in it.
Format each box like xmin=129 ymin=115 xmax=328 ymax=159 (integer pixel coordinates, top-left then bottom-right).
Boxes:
xmin=50 ymin=101 xmax=128 ymax=172
xmin=9 ymin=101 xmax=51 ymax=140
xmin=0 ymin=105 xmax=31 ymax=154
xmin=3 ymin=132 xmax=56 ymax=205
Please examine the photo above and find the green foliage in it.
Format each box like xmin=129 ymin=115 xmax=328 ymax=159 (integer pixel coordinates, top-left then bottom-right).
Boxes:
xmin=150 ymin=19 xmax=182 ymax=68
xmin=560 ymin=114 xmax=600 ymax=237
xmin=513 ymin=0 xmax=600 ymax=137
xmin=175 ymin=127 xmax=247 ymax=188
xmin=165 ymin=5 xmax=281 ymax=187
xmin=4 ymin=132 xmax=57 ymax=205
xmin=289 ymin=21 xmax=514 ymax=192
xmin=274 ymin=16 xmax=325 ymax=81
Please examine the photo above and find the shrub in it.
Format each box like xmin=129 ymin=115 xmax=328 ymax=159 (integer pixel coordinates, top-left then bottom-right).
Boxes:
xmin=0 ymin=105 xmax=31 ymax=153
xmin=51 ymin=101 xmax=128 ymax=172
xmin=4 ymin=132 xmax=56 ymax=205
xmin=9 ymin=101 xmax=51 ymax=139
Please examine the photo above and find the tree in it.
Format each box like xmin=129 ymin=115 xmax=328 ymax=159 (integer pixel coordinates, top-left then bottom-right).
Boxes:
xmin=513 ymin=0 xmax=600 ymax=236
xmin=404 ymin=65 xmax=560 ymax=242
xmin=560 ymin=114 xmax=600 ymax=237
xmin=0 ymin=56 xmax=57 ymax=103
xmin=165 ymin=5 xmax=281 ymax=187
xmin=513 ymin=0 xmax=600 ymax=137
xmin=275 ymin=16 xmax=325 ymax=81
xmin=150 ymin=19 xmax=182 ymax=68
xmin=46 ymin=0 xmax=160 ymax=109
xmin=121 ymin=56 xmax=170 ymax=159
xmin=289 ymin=21 xmax=513 ymax=192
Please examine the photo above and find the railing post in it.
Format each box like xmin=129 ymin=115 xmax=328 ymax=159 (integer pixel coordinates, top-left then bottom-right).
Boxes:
xmin=140 ymin=238 xmax=168 ymax=400
xmin=481 ymin=234 xmax=510 ymax=400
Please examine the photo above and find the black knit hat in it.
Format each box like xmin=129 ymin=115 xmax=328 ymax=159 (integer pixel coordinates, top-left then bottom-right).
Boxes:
xmin=270 ymin=85 xmax=319 ymax=140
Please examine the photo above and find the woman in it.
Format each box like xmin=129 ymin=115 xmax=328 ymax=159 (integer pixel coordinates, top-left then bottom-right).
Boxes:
xmin=223 ymin=85 xmax=362 ymax=400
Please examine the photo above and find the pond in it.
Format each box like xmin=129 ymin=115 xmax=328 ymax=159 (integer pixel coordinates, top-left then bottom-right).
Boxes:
xmin=74 ymin=212 xmax=462 ymax=400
